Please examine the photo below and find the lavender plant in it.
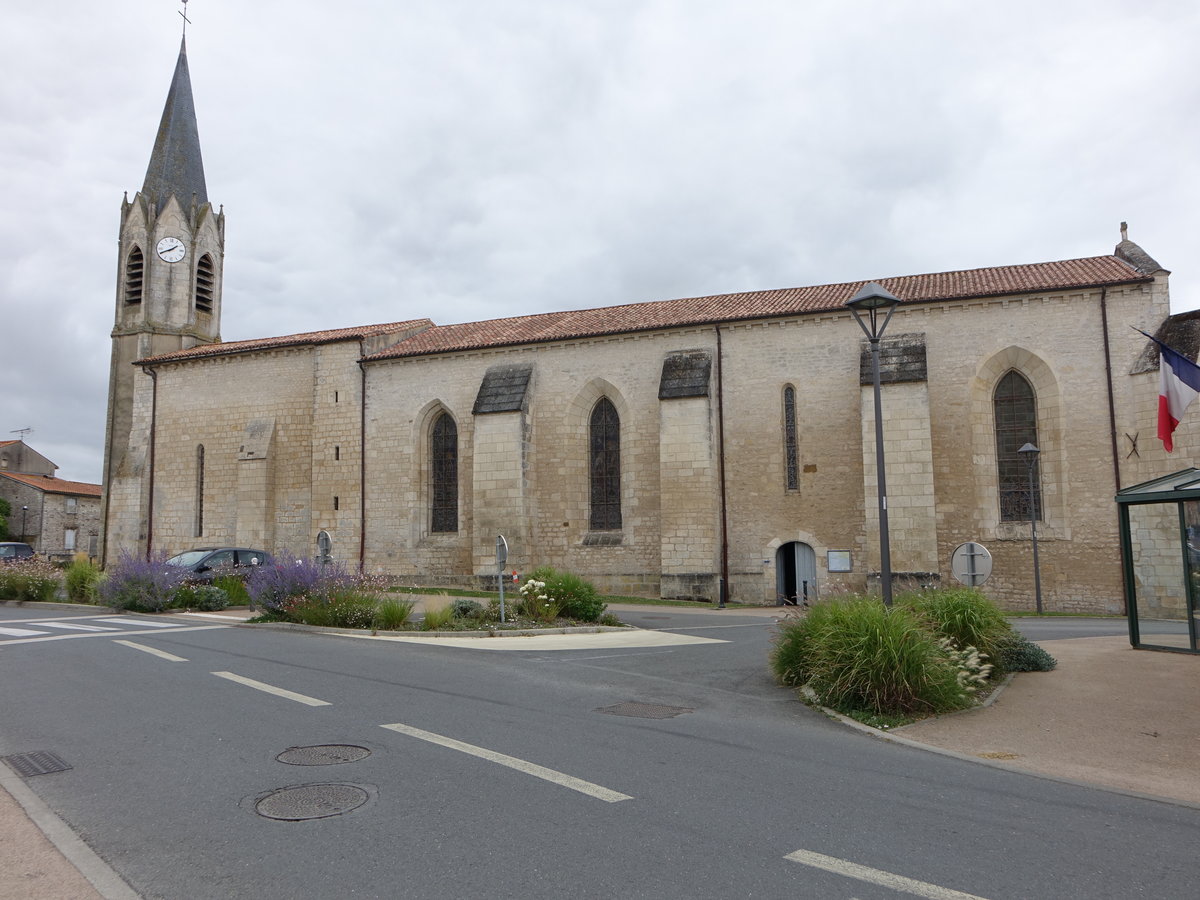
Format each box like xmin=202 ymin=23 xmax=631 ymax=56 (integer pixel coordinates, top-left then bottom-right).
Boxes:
xmin=99 ymin=552 xmax=186 ymax=612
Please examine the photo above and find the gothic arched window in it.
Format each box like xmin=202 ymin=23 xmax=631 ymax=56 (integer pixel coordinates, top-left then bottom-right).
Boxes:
xmin=589 ymin=398 xmax=622 ymax=531
xmin=195 ymin=253 xmax=215 ymax=313
xmin=431 ymin=412 xmax=458 ymax=533
xmin=783 ymin=385 xmax=799 ymax=491
xmin=994 ymin=371 xmax=1041 ymax=521
xmin=195 ymin=444 xmax=205 ymax=537
xmin=124 ymin=246 xmax=144 ymax=305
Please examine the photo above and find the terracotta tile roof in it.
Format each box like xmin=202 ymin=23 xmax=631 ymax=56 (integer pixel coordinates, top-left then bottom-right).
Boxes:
xmin=0 ymin=472 xmax=101 ymax=497
xmin=137 ymin=319 xmax=434 ymax=365
xmin=365 ymin=255 xmax=1149 ymax=361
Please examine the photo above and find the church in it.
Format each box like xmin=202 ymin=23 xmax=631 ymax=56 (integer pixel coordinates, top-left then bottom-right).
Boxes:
xmin=100 ymin=40 xmax=1200 ymax=614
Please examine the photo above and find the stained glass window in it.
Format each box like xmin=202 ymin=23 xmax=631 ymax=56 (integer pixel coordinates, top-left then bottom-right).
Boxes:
xmin=994 ymin=371 xmax=1041 ymax=521
xmin=431 ymin=413 xmax=458 ymax=533
xmin=589 ymin=398 xmax=622 ymax=531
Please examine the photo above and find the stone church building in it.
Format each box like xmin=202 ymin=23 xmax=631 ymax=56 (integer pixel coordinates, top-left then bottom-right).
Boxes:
xmin=101 ymin=41 xmax=1200 ymax=613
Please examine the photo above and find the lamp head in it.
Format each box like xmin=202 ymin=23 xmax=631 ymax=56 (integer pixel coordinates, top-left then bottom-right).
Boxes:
xmin=846 ymin=281 xmax=901 ymax=313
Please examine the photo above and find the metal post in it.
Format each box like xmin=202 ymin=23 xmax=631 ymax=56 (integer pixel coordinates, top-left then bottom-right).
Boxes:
xmin=1019 ymin=443 xmax=1043 ymax=614
xmin=868 ymin=333 xmax=894 ymax=607
xmin=847 ymin=282 xmax=900 ymax=608
xmin=21 ymin=505 xmax=28 ymax=543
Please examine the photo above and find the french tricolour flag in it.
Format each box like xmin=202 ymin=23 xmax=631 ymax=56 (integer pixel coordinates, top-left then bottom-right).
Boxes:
xmin=1154 ymin=338 xmax=1200 ymax=453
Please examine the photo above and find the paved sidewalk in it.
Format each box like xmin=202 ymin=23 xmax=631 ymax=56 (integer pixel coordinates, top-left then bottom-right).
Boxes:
xmin=888 ymin=635 xmax=1200 ymax=806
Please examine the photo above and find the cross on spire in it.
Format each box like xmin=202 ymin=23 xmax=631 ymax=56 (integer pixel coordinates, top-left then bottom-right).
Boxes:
xmin=180 ymin=0 xmax=192 ymax=36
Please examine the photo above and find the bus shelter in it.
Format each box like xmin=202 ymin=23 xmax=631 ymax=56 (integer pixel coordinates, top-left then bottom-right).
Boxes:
xmin=1116 ymin=468 xmax=1200 ymax=653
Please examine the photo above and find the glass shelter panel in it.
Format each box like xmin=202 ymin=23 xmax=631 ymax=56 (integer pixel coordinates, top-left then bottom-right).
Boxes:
xmin=1127 ymin=503 xmax=1193 ymax=651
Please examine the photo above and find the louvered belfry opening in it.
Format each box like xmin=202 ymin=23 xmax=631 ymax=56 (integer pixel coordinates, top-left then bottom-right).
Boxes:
xmin=124 ymin=246 xmax=144 ymax=304
xmin=195 ymin=253 xmax=215 ymax=313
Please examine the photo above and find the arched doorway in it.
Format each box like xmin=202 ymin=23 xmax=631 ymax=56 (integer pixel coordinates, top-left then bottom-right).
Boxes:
xmin=776 ymin=541 xmax=817 ymax=605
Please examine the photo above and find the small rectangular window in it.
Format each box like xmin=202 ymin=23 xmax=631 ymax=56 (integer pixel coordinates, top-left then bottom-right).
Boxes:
xmin=66 ymin=497 xmax=78 ymax=512
xmin=334 ymin=391 xmax=339 ymax=403
xmin=335 ymin=446 xmax=340 ymax=460
xmin=334 ymin=496 xmax=340 ymax=511
xmin=64 ymin=528 xmax=77 ymax=551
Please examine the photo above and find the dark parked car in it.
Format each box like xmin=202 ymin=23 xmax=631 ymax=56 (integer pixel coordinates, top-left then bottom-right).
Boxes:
xmin=165 ymin=547 xmax=272 ymax=582
xmin=0 ymin=542 xmax=35 ymax=563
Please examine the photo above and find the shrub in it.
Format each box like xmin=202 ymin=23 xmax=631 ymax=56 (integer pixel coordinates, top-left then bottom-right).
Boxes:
xmin=772 ymin=596 xmax=969 ymax=716
xmin=597 ymin=612 xmax=623 ymax=627
xmin=420 ymin=603 xmax=457 ymax=631
xmin=996 ymin=632 xmax=1058 ymax=672
xmin=900 ymin=587 xmax=1012 ymax=666
xmin=248 ymin=554 xmax=354 ymax=612
xmin=283 ymin=591 xmax=378 ymax=628
xmin=373 ymin=598 xmax=415 ymax=630
xmin=450 ymin=597 xmax=484 ymax=620
xmin=0 ymin=557 xmax=62 ymax=603
xmin=65 ymin=557 xmax=102 ymax=603
xmin=526 ymin=566 xmax=605 ymax=622
xmin=98 ymin=552 xmax=185 ymax=612
xmin=174 ymin=584 xmax=229 ymax=611
xmin=213 ymin=574 xmax=251 ymax=607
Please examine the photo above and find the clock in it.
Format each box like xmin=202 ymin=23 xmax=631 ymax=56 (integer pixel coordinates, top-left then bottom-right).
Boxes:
xmin=156 ymin=236 xmax=186 ymax=263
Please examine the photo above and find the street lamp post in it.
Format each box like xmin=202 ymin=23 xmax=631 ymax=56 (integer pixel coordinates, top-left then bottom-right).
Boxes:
xmin=846 ymin=281 xmax=902 ymax=607
xmin=20 ymin=505 xmax=28 ymax=543
xmin=1017 ymin=442 xmax=1043 ymax=614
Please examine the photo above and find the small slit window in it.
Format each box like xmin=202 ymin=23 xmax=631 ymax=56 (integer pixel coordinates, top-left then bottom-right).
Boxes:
xmin=784 ymin=385 xmax=798 ymax=491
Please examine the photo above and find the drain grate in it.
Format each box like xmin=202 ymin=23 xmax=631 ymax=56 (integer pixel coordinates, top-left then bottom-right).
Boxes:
xmin=2 ymin=750 xmax=72 ymax=778
xmin=276 ymin=744 xmax=371 ymax=766
xmin=255 ymin=784 xmax=369 ymax=821
xmin=595 ymin=701 xmax=693 ymax=719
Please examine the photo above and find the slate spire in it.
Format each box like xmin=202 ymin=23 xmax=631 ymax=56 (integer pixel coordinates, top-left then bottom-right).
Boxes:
xmin=142 ymin=37 xmax=207 ymax=215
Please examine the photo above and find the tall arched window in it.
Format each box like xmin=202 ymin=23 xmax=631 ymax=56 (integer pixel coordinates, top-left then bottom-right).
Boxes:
xmin=195 ymin=253 xmax=215 ymax=313
xmin=994 ymin=371 xmax=1041 ymax=521
xmin=124 ymin=246 xmax=144 ymax=305
xmin=195 ymin=444 xmax=205 ymax=537
xmin=783 ymin=385 xmax=799 ymax=491
xmin=589 ymin=398 xmax=622 ymax=531
xmin=431 ymin=412 xmax=458 ymax=533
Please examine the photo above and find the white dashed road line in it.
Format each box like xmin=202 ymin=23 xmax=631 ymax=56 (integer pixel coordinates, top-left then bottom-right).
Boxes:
xmin=211 ymin=671 xmax=331 ymax=706
xmin=785 ymin=849 xmax=992 ymax=900
xmin=381 ymin=721 xmax=632 ymax=803
xmin=113 ymin=640 xmax=189 ymax=662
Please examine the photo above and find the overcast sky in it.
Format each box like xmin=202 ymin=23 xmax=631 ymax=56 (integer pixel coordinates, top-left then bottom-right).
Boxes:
xmin=3 ymin=0 xmax=1198 ymax=484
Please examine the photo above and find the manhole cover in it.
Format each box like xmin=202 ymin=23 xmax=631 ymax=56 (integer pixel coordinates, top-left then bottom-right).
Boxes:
xmin=255 ymin=784 xmax=369 ymax=821
xmin=595 ymin=701 xmax=693 ymax=719
xmin=2 ymin=751 xmax=71 ymax=777
xmin=276 ymin=744 xmax=371 ymax=766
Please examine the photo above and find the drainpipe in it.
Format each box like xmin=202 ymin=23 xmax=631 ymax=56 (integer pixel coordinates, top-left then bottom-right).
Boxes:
xmin=1099 ymin=286 xmax=1128 ymax=615
xmin=358 ymin=348 xmax=367 ymax=573
xmin=715 ymin=326 xmax=729 ymax=607
xmin=145 ymin=366 xmax=158 ymax=560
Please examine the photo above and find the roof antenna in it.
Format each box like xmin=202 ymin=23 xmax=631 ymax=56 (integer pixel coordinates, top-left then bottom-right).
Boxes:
xmin=179 ymin=0 xmax=192 ymax=37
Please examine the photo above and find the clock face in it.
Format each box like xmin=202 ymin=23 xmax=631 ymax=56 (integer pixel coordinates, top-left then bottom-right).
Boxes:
xmin=156 ymin=236 xmax=186 ymax=263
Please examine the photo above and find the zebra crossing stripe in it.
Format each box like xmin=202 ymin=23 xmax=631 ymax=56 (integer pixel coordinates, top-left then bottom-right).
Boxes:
xmin=31 ymin=622 xmax=119 ymax=632
xmin=0 ymin=626 xmax=50 ymax=637
xmin=95 ymin=618 xmax=185 ymax=628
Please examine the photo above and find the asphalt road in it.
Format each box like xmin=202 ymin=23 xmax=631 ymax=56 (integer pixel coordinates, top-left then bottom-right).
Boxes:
xmin=2 ymin=606 xmax=1197 ymax=899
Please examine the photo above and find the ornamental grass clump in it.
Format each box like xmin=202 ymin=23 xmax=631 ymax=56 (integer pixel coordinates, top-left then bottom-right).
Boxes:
xmin=901 ymin=587 xmax=1012 ymax=669
xmin=373 ymin=598 xmax=415 ymax=631
xmin=771 ymin=596 xmax=974 ymax=717
xmin=65 ymin=557 xmax=103 ymax=603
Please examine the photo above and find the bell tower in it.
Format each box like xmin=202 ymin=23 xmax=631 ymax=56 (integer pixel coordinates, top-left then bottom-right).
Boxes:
xmin=100 ymin=37 xmax=224 ymax=564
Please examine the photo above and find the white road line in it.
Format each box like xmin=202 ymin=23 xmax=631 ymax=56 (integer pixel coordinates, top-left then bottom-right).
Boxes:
xmin=95 ymin=617 xmax=184 ymax=628
xmin=0 ymin=624 xmax=227 ymax=646
xmin=114 ymin=640 xmax=188 ymax=662
xmin=785 ymin=849 xmax=992 ymax=900
xmin=31 ymin=621 xmax=118 ymax=632
xmin=211 ymin=671 xmax=331 ymax=706
xmin=381 ymin=722 xmax=632 ymax=803
xmin=0 ymin=626 xmax=51 ymax=637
